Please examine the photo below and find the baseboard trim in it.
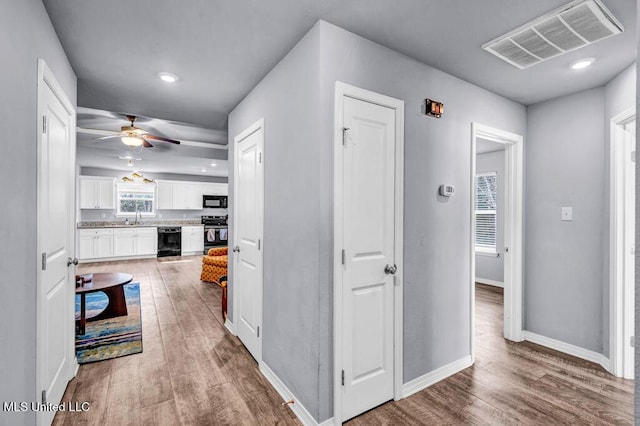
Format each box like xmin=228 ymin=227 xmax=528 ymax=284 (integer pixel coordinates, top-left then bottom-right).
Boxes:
xmin=523 ymin=331 xmax=610 ymax=370
xmin=402 ymin=355 xmax=473 ymax=398
xmin=474 ymin=278 xmax=504 ymax=288
xmin=224 ymin=319 xmax=235 ymax=335
xmin=259 ymin=362 xmax=334 ymax=426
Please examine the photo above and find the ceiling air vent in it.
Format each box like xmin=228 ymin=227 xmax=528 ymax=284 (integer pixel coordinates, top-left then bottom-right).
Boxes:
xmin=483 ymin=0 xmax=623 ymax=69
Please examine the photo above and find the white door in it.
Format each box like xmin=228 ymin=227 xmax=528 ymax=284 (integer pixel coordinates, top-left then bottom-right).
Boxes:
xmin=623 ymin=119 xmax=635 ymax=379
xmin=37 ymin=61 xmax=76 ymax=426
xmin=114 ymin=231 xmax=136 ymax=257
xmin=95 ymin=233 xmax=114 ymax=259
xmin=341 ymin=96 xmax=397 ymax=421
xmin=233 ymin=119 xmax=264 ymax=363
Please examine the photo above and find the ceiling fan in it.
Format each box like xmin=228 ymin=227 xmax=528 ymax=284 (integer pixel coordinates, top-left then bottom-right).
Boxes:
xmin=95 ymin=115 xmax=181 ymax=148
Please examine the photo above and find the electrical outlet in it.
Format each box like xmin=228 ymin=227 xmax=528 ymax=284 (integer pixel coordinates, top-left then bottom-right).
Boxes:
xmin=100 ymin=213 xmax=106 ymax=219
xmin=158 ymin=213 xmax=163 ymax=219
xmin=561 ymin=207 xmax=573 ymax=221
xmin=183 ymin=213 xmax=187 ymax=218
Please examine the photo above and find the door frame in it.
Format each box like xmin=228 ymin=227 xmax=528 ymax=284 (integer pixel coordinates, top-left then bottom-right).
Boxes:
xmin=36 ymin=59 xmax=77 ymax=424
xmin=232 ymin=117 xmax=265 ymax=365
xmin=470 ymin=123 xmax=524 ymax=356
xmin=333 ymin=82 xmax=404 ymax=423
xmin=609 ymin=107 xmax=635 ymax=379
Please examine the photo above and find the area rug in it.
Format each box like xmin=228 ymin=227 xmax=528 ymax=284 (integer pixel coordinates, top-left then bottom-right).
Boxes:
xmin=75 ymin=282 xmax=143 ymax=364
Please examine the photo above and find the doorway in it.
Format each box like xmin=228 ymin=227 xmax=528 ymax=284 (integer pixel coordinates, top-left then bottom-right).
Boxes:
xmin=610 ymin=108 xmax=635 ymax=379
xmin=36 ymin=59 xmax=77 ymax=425
xmin=333 ymin=82 xmax=404 ymax=423
xmin=470 ymin=123 xmax=524 ymax=357
xmin=232 ymin=118 xmax=264 ymax=364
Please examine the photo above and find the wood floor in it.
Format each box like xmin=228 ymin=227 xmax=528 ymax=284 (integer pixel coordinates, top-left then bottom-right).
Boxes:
xmin=56 ymin=260 xmax=633 ymax=425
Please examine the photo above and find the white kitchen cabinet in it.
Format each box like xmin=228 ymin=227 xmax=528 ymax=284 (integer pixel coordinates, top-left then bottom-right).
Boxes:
xmin=113 ymin=227 xmax=157 ymax=257
xmin=157 ymin=180 xmax=215 ymax=210
xmin=157 ymin=181 xmax=173 ymax=210
xmin=136 ymin=227 xmax=158 ymax=255
xmin=187 ymin=184 xmax=203 ymax=210
xmin=181 ymin=225 xmax=204 ymax=255
xmin=78 ymin=229 xmax=114 ymax=260
xmin=202 ymin=182 xmax=228 ymax=196
xmin=79 ymin=176 xmax=115 ymax=209
xmin=171 ymin=182 xmax=189 ymax=209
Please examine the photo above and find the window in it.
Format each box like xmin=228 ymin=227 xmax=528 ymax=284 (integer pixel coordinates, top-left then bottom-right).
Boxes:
xmin=116 ymin=183 xmax=156 ymax=216
xmin=475 ymin=172 xmax=497 ymax=253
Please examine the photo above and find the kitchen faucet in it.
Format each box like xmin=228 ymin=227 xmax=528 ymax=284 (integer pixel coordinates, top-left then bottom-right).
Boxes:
xmin=134 ymin=206 xmax=142 ymax=225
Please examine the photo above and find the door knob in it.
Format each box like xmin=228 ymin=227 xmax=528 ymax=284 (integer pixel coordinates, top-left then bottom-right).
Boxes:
xmin=384 ymin=264 xmax=397 ymax=275
xmin=67 ymin=257 xmax=79 ymax=267
xmin=232 ymin=246 xmax=240 ymax=253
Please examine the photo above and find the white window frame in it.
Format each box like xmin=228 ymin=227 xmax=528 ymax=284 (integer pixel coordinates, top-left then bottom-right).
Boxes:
xmin=115 ymin=182 xmax=157 ymax=217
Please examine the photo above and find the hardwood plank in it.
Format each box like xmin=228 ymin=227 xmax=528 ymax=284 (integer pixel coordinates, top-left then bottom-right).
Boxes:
xmin=56 ymin=259 xmax=633 ymax=425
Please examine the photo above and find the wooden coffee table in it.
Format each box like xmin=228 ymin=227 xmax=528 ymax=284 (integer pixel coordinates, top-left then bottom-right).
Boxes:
xmin=76 ymin=272 xmax=133 ymax=335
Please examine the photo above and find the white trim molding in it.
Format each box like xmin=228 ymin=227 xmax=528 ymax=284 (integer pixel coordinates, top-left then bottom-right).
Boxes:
xmin=259 ymin=363 xmax=334 ymax=426
xmin=609 ymin=107 xmax=636 ymax=379
xmin=402 ymin=355 xmax=473 ymax=398
xmin=333 ymin=82 xmax=405 ymax=424
xmin=475 ymin=278 xmax=504 ymax=288
xmin=470 ymin=122 xmax=524 ymax=359
xmin=523 ymin=331 xmax=609 ymax=371
xmin=224 ymin=319 xmax=235 ymax=335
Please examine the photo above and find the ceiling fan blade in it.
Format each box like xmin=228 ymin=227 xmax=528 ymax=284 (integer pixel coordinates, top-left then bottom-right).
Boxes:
xmin=93 ymin=134 xmax=120 ymax=141
xmin=143 ymin=140 xmax=154 ymax=148
xmin=144 ymin=134 xmax=181 ymax=145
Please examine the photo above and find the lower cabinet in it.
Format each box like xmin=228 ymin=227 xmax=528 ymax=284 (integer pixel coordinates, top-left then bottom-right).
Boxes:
xmin=113 ymin=227 xmax=158 ymax=257
xmin=181 ymin=225 xmax=204 ymax=255
xmin=78 ymin=229 xmax=114 ymax=260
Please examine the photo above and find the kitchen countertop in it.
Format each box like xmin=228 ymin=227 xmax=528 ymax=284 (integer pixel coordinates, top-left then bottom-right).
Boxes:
xmin=77 ymin=220 xmax=203 ymax=229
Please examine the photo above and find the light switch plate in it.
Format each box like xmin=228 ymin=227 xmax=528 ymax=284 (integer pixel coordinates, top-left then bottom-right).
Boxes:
xmin=561 ymin=207 xmax=573 ymax=221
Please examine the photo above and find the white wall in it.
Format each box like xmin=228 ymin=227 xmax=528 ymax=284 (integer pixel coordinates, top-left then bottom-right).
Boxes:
xmin=0 ymin=1 xmax=77 ymax=425
xmin=475 ymin=149 xmax=505 ymax=284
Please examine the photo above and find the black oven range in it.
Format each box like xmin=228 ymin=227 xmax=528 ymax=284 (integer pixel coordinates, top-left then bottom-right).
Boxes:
xmin=202 ymin=215 xmax=228 ymax=253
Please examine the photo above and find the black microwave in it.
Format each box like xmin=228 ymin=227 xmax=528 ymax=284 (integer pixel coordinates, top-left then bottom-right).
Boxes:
xmin=203 ymin=195 xmax=228 ymax=209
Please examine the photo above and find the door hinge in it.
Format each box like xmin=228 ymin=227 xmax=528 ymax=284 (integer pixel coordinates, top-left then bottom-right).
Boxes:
xmin=631 ymin=151 xmax=636 ymax=163
xmin=259 ymin=152 xmax=262 ymax=163
xmin=257 ymin=326 xmax=260 ymax=338
xmin=630 ymin=336 xmax=635 ymax=347
xmin=41 ymin=253 xmax=47 ymax=271
xmin=341 ymin=249 xmax=345 ymax=265
xmin=341 ymin=370 xmax=345 ymax=386
xmin=342 ymin=127 xmax=349 ymax=146
xmin=42 ymin=116 xmax=47 ymax=134
xmin=41 ymin=390 xmax=47 ymax=404
xmin=258 ymin=239 xmax=261 ymax=250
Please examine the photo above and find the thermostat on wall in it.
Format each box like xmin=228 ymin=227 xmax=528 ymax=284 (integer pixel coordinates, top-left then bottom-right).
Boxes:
xmin=439 ymin=184 xmax=455 ymax=197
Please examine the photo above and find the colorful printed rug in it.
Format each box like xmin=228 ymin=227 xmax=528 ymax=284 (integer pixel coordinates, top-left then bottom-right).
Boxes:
xmin=75 ymin=282 xmax=143 ymax=364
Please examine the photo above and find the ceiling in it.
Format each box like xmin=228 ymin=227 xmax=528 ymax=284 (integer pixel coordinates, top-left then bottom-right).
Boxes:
xmin=43 ymin=0 xmax=635 ymax=176
xmin=76 ymin=107 xmax=228 ymax=177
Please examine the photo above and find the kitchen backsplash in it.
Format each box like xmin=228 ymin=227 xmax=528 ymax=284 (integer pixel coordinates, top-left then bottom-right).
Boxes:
xmin=79 ymin=208 xmax=227 ymax=222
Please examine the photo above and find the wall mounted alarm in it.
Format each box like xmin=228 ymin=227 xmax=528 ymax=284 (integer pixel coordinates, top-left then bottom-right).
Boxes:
xmin=439 ymin=184 xmax=455 ymax=197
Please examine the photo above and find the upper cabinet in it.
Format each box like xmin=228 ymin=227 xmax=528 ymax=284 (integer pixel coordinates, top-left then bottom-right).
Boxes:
xmin=156 ymin=180 xmax=227 ymax=210
xmin=79 ymin=176 xmax=116 ymax=209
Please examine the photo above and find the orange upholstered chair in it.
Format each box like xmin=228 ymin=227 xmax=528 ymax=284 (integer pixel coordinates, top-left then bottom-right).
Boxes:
xmin=201 ymin=247 xmax=228 ymax=284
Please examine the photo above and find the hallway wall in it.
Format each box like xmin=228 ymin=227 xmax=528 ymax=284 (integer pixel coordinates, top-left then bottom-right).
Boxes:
xmin=0 ymin=1 xmax=77 ymax=425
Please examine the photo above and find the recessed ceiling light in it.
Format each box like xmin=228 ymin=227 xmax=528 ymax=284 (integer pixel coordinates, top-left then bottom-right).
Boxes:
xmin=571 ymin=58 xmax=595 ymax=70
xmin=158 ymin=72 xmax=178 ymax=83
xmin=201 ymin=168 xmax=206 ymax=173
xmin=210 ymin=163 xmax=217 ymax=167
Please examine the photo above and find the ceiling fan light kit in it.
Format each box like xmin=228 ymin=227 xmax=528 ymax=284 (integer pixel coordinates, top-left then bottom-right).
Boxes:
xmin=93 ymin=114 xmax=182 ymax=148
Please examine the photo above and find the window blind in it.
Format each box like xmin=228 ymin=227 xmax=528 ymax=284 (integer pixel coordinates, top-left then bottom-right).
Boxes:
xmin=475 ymin=173 xmax=497 ymax=250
